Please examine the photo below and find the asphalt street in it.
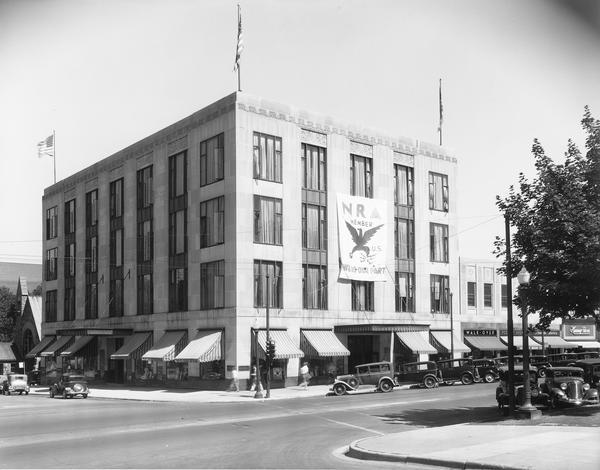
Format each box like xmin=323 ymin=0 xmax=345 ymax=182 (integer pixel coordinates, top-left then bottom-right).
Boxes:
xmin=1 ymin=383 xmax=598 ymax=469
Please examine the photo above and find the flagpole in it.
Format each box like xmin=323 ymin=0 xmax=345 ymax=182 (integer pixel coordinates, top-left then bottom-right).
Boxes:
xmin=438 ymin=78 xmax=443 ymax=146
xmin=53 ymin=129 xmax=56 ymax=184
xmin=237 ymin=4 xmax=242 ymax=92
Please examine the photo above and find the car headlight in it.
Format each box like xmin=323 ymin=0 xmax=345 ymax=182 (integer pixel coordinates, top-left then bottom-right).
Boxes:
xmin=583 ymin=383 xmax=590 ymax=391
xmin=560 ymin=382 xmax=567 ymax=390
xmin=65 ymin=387 xmax=73 ymax=392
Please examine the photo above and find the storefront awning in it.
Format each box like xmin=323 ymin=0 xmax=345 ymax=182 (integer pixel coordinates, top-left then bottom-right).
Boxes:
xmin=300 ymin=330 xmax=350 ymax=358
xmin=40 ymin=336 xmax=74 ymax=357
xmin=464 ymin=336 xmax=507 ymax=351
xmin=568 ymin=341 xmax=600 ymax=349
xmin=174 ymin=331 xmax=222 ymax=362
xmin=25 ymin=336 xmax=55 ymax=358
xmin=500 ymin=336 xmax=542 ymax=350
xmin=111 ymin=332 xmax=153 ymax=360
xmin=60 ymin=336 xmax=95 ymax=357
xmin=532 ymin=335 xmax=573 ymax=348
xmin=430 ymin=331 xmax=470 ymax=354
xmin=142 ymin=331 xmax=187 ymax=361
xmin=257 ymin=330 xmax=304 ymax=359
xmin=0 ymin=342 xmax=17 ymax=362
xmin=395 ymin=331 xmax=437 ymax=354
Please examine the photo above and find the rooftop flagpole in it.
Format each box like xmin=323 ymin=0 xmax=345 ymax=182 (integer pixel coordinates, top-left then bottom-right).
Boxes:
xmin=438 ymin=78 xmax=443 ymax=146
xmin=53 ymin=129 xmax=56 ymax=184
xmin=234 ymin=4 xmax=244 ymax=92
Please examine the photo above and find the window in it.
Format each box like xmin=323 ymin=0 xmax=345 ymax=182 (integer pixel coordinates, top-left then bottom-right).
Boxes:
xmin=169 ymin=151 xmax=187 ymax=198
xmin=303 ymin=264 xmax=327 ymax=309
xmin=137 ymin=273 xmax=153 ymax=315
xmin=501 ymin=284 xmax=508 ymax=308
xmin=350 ymin=154 xmax=372 ymax=198
xmin=64 ymin=243 xmax=75 ymax=277
xmin=137 ymin=165 xmax=153 ymax=316
xmin=395 ymin=272 xmax=415 ymax=312
xmin=351 ymin=281 xmax=374 ymax=311
xmin=484 ymin=283 xmax=493 ymax=308
xmin=85 ymin=283 xmax=98 ymax=319
xmin=86 ymin=190 xmax=98 ymax=227
xmin=394 ymin=164 xmax=414 ymax=206
xmin=430 ymin=274 xmax=450 ymax=313
xmin=302 ymin=204 xmax=327 ymax=250
xmin=430 ymin=223 xmax=449 ymax=263
xmin=169 ymin=211 xmax=186 ymax=254
xmin=200 ymin=260 xmax=225 ymax=309
xmin=64 ymin=199 xmax=76 ymax=234
xmin=46 ymin=248 xmax=58 ymax=281
xmin=45 ymin=290 xmax=57 ymax=322
xmin=253 ymin=260 xmax=282 ymax=308
xmin=467 ymin=282 xmax=477 ymax=307
xmin=200 ymin=133 xmax=224 ymax=186
xmin=200 ymin=197 xmax=224 ymax=247
xmin=254 ymin=196 xmax=282 ymax=245
xmin=110 ymin=278 xmax=123 ymax=317
xmin=395 ymin=218 xmax=415 ymax=260
xmin=138 ymin=220 xmax=152 ymax=262
xmin=169 ymin=268 xmax=187 ymax=312
xmin=137 ymin=165 xmax=153 ymax=209
xmin=111 ymin=229 xmax=123 ymax=268
xmin=253 ymin=132 xmax=282 ymax=182
xmin=302 ymin=143 xmax=326 ymax=191
xmin=64 ymin=286 xmax=75 ymax=321
xmin=110 ymin=179 xmax=123 ymax=218
xmin=46 ymin=206 xmax=58 ymax=239
xmin=429 ymin=172 xmax=449 ymax=211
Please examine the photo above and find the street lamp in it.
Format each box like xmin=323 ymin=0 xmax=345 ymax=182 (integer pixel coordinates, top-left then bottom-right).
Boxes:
xmin=516 ymin=266 xmax=541 ymax=419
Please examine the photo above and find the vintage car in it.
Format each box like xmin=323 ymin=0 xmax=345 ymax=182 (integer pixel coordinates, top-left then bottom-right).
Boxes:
xmin=27 ymin=370 xmax=41 ymax=386
xmin=331 ymin=361 xmax=396 ymax=396
xmin=495 ymin=365 xmax=544 ymax=414
xmin=574 ymin=359 xmax=600 ymax=389
xmin=49 ymin=373 xmax=89 ymax=399
xmin=470 ymin=358 xmax=499 ymax=383
xmin=539 ymin=367 xmax=599 ymax=408
xmin=436 ymin=358 xmax=480 ymax=385
xmin=395 ymin=361 xmax=442 ymax=389
xmin=528 ymin=355 xmax=552 ymax=377
xmin=546 ymin=353 xmax=580 ymax=368
xmin=1 ymin=374 xmax=30 ymax=395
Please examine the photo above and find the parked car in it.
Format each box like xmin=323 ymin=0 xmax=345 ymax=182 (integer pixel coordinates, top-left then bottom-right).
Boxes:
xmin=395 ymin=361 xmax=442 ymax=389
xmin=0 ymin=374 xmax=7 ymax=393
xmin=331 ymin=361 xmax=396 ymax=396
xmin=27 ymin=370 xmax=41 ymax=386
xmin=573 ymin=359 xmax=600 ymax=390
xmin=529 ymin=355 xmax=552 ymax=377
xmin=436 ymin=358 xmax=480 ymax=385
xmin=470 ymin=359 xmax=499 ymax=383
xmin=1 ymin=374 xmax=30 ymax=395
xmin=546 ymin=353 xmax=579 ymax=368
xmin=49 ymin=374 xmax=89 ymax=399
xmin=493 ymin=355 xmax=524 ymax=368
xmin=539 ymin=367 xmax=599 ymax=408
xmin=495 ymin=365 xmax=544 ymax=414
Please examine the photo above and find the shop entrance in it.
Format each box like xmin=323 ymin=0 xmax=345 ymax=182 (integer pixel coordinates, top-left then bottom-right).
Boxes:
xmin=348 ymin=335 xmax=379 ymax=370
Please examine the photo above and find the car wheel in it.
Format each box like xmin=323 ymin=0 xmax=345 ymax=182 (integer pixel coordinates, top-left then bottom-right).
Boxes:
xmin=333 ymin=384 xmax=347 ymax=396
xmin=63 ymin=390 xmax=68 ymax=399
xmin=348 ymin=378 xmax=359 ymax=389
xmin=83 ymin=394 xmax=88 ymax=399
xmin=379 ymin=380 xmax=393 ymax=393
xmin=461 ymin=373 xmax=474 ymax=385
xmin=423 ymin=376 xmax=437 ymax=389
xmin=538 ymin=368 xmax=546 ymax=378
xmin=484 ymin=373 xmax=496 ymax=383
xmin=25 ymin=391 xmax=29 ymax=395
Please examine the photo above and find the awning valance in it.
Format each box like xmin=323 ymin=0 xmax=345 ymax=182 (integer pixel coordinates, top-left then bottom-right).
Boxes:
xmin=396 ymin=331 xmax=437 ymax=354
xmin=0 ymin=342 xmax=17 ymax=363
xmin=25 ymin=336 xmax=56 ymax=358
xmin=174 ymin=331 xmax=222 ymax=362
xmin=300 ymin=330 xmax=350 ymax=358
xmin=567 ymin=340 xmax=600 ymax=349
xmin=532 ymin=335 xmax=573 ymax=348
xmin=40 ymin=336 xmax=74 ymax=357
xmin=142 ymin=331 xmax=187 ymax=361
xmin=500 ymin=336 xmax=542 ymax=350
xmin=111 ymin=332 xmax=153 ymax=360
xmin=257 ymin=330 xmax=304 ymax=359
xmin=464 ymin=336 xmax=507 ymax=351
xmin=60 ymin=336 xmax=95 ymax=357
xmin=430 ymin=331 xmax=470 ymax=354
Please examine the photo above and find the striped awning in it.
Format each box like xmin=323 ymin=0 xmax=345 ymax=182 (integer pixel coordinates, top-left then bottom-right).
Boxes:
xmin=395 ymin=331 xmax=437 ymax=354
xmin=257 ymin=330 xmax=304 ymax=359
xmin=430 ymin=331 xmax=471 ymax=354
xmin=501 ymin=336 xmax=542 ymax=350
xmin=300 ymin=330 xmax=350 ymax=358
xmin=40 ymin=336 xmax=74 ymax=357
xmin=464 ymin=336 xmax=507 ymax=351
xmin=60 ymin=336 xmax=95 ymax=357
xmin=142 ymin=331 xmax=187 ymax=361
xmin=0 ymin=342 xmax=17 ymax=363
xmin=532 ymin=335 xmax=573 ymax=348
xmin=25 ymin=336 xmax=56 ymax=358
xmin=174 ymin=331 xmax=222 ymax=362
xmin=111 ymin=333 xmax=153 ymax=360
xmin=568 ymin=341 xmax=600 ymax=349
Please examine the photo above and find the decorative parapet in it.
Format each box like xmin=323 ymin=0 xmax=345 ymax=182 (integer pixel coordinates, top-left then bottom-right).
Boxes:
xmin=300 ymin=129 xmax=327 ymax=147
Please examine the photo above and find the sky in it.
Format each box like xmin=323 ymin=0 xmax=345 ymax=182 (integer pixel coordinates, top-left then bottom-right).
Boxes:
xmin=1 ymin=0 xmax=599 ymax=265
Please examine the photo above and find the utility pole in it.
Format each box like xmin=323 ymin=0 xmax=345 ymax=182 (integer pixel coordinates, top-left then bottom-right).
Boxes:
xmin=505 ymin=213 xmax=516 ymax=415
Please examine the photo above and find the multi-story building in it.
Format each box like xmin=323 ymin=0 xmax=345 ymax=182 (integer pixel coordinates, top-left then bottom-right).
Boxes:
xmin=37 ymin=92 xmax=462 ymax=388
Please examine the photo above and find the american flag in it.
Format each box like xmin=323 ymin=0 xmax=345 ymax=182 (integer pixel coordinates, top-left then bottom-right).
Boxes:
xmin=37 ymin=134 xmax=54 ymax=158
xmin=438 ymin=78 xmax=443 ymax=131
xmin=234 ymin=5 xmax=243 ymax=71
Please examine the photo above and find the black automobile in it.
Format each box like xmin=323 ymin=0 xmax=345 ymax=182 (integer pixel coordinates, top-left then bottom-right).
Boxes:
xmin=540 ymin=367 xmax=599 ymax=408
xmin=436 ymin=358 xmax=480 ymax=385
xmin=331 ymin=361 xmax=397 ymax=396
xmin=546 ymin=353 xmax=579 ymax=368
xmin=529 ymin=355 xmax=552 ymax=377
xmin=470 ymin=359 xmax=499 ymax=383
xmin=495 ymin=365 xmax=544 ymax=414
xmin=574 ymin=359 xmax=600 ymax=389
xmin=49 ymin=374 xmax=89 ymax=399
xmin=395 ymin=361 xmax=442 ymax=389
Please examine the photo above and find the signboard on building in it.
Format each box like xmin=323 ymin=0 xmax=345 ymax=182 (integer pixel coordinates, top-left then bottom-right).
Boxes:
xmin=464 ymin=329 xmax=497 ymax=336
xmin=562 ymin=321 xmax=596 ymax=340
xmin=337 ymin=194 xmax=387 ymax=281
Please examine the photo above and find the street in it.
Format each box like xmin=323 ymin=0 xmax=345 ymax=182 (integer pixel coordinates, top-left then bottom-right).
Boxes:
xmin=1 ymin=383 xmax=598 ymax=469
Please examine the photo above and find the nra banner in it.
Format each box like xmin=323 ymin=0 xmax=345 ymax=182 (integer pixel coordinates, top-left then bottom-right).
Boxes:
xmin=337 ymin=194 xmax=387 ymax=281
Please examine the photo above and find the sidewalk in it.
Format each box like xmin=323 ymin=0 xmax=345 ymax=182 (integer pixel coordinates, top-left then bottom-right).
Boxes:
xmin=347 ymin=423 xmax=600 ymax=470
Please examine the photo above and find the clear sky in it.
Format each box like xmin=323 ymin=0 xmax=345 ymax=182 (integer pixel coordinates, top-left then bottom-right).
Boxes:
xmin=1 ymin=0 xmax=599 ymax=265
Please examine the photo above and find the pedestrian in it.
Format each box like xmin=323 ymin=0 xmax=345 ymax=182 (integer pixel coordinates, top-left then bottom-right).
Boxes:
xmin=249 ymin=365 xmax=257 ymax=391
xmin=229 ymin=367 xmax=240 ymax=392
xmin=300 ymin=361 xmax=310 ymax=389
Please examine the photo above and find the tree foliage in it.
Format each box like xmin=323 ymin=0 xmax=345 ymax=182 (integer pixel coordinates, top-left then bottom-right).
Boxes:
xmin=0 ymin=286 xmax=19 ymax=342
xmin=495 ymin=107 xmax=600 ymax=329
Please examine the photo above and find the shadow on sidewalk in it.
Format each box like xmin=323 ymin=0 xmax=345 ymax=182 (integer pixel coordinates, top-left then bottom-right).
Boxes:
xmin=375 ymin=405 xmax=504 ymax=428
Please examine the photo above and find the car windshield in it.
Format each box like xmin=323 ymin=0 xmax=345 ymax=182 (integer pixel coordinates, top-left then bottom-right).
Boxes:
xmin=552 ymin=370 xmax=582 ymax=378
xmin=64 ymin=375 xmax=86 ymax=382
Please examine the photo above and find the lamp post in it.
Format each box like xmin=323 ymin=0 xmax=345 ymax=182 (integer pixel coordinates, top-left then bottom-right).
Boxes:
xmin=504 ymin=215 xmax=516 ymax=414
xmin=449 ymin=291 xmax=454 ymax=359
xmin=516 ymin=266 xmax=541 ymax=419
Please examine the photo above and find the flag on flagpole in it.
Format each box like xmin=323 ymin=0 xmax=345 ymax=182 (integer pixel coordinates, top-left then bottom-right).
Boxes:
xmin=234 ymin=4 xmax=244 ymax=72
xmin=438 ymin=78 xmax=443 ymax=132
xmin=37 ymin=134 xmax=55 ymax=158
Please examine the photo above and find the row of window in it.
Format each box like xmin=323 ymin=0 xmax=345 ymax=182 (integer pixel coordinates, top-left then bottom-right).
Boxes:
xmin=467 ymin=282 xmax=508 ymax=309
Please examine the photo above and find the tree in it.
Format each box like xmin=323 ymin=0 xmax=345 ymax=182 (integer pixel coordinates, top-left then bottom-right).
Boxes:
xmin=30 ymin=284 xmax=42 ymax=296
xmin=495 ymin=107 xmax=600 ymax=329
xmin=0 ymin=286 xmax=19 ymax=342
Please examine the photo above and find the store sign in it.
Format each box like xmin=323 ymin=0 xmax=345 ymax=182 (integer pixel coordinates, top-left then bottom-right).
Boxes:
xmin=87 ymin=330 xmax=115 ymax=335
xmin=337 ymin=194 xmax=387 ymax=281
xmin=568 ymin=325 xmax=592 ymax=336
xmin=464 ymin=329 xmax=497 ymax=336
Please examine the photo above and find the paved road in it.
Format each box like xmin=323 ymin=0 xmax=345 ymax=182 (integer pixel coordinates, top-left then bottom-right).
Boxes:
xmin=1 ymin=383 xmax=597 ymax=468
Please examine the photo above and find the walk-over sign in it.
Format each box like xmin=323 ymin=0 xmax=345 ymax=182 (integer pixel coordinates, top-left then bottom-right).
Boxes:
xmin=337 ymin=194 xmax=387 ymax=281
